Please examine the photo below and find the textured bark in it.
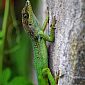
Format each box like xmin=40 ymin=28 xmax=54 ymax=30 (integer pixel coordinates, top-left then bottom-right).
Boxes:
xmin=46 ymin=0 xmax=85 ymax=85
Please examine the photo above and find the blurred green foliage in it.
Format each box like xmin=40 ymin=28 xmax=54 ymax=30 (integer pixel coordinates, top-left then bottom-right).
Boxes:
xmin=0 ymin=0 xmax=40 ymax=84
xmin=30 ymin=0 xmax=40 ymax=14
xmin=0 ymin=68 xmax=34 ymax=85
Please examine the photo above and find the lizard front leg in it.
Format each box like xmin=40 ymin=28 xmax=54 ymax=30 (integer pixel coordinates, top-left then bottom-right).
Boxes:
xmin=42 ymin=15 xmax=49 ymax=32
xmin=41 ymin=7 xmax=49 ymax=32
xmin=39 ymin=16 xmax=56 ymax=42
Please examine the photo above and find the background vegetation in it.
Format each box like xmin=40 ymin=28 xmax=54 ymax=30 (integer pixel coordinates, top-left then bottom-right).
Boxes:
xmin=0 ymin=0 xmax=40 ymax=84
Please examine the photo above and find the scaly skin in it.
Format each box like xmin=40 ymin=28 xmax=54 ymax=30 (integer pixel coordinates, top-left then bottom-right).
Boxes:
xmin=22 ymin=0 xmax=58 ymax=85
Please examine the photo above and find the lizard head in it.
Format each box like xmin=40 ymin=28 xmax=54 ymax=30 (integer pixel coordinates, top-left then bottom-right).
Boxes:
xmin=22 ymin=0 xmax=33 ymax=33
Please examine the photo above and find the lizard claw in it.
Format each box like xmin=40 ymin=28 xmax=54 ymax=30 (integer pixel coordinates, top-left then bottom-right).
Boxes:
xmin=50 ymin=16 xmax=56 ymax=29
xmin=38 ymin=31 xmax=43 ymax=36
xmin=42 ymin=68 xmax=50 ymax=77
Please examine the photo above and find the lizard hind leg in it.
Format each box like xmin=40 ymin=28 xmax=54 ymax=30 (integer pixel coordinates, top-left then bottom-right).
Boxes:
xmin=41 ymin=68 xmax=56 ymax=85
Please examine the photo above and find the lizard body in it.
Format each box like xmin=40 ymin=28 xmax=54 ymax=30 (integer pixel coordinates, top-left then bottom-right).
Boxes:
xmin=22 ymin=0 xmax=58 ymax=85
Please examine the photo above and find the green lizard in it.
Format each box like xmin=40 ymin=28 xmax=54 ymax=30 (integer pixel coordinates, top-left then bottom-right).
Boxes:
xmin=22 ymin=0 xmax=59 ymax=85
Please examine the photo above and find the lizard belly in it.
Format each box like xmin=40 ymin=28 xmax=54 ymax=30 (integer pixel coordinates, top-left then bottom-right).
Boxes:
xmin=33 ymin=39 xmax=48 ymax=76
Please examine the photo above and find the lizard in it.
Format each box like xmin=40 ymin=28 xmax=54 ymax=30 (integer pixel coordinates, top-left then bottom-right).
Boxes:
xmin=22 ymin=0 xmax=59 ymax=85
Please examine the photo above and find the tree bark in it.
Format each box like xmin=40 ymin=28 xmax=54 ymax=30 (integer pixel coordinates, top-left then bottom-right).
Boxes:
xmin=46 ymin=0 xmax=85 ymax=85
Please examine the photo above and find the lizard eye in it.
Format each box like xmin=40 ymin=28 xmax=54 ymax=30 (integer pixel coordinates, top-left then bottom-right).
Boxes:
xmin=29 ymin=23 xmax=32 ymax=25
xmin=23 ymin=13 xmax=29 ymax=19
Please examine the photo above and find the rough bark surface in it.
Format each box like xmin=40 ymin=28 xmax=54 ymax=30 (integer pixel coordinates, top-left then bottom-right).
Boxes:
xmin=46 ymin=0 xmax=85 ymax=85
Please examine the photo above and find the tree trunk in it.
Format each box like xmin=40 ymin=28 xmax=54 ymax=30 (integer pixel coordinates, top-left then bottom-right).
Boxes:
xmin=46 ymin=0 xmax=85 ymax=85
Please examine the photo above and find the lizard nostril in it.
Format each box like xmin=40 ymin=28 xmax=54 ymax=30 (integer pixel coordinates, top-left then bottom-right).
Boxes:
xmin=29 ymin=23 xmax=32 ymax=25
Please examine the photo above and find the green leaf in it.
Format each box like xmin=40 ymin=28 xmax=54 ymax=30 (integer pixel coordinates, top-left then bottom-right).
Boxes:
xmin=0 ymin=68 xmax=11 ymax=85
xmin=9 ymin=76 xmax=33 ymax=85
